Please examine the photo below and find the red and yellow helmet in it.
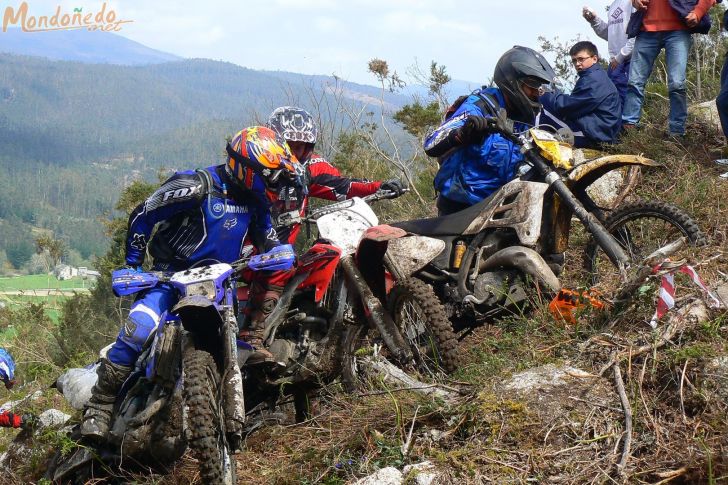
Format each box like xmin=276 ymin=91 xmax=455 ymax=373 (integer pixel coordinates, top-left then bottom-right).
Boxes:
xmin=226 ymin=126 xmax=307 ymax=202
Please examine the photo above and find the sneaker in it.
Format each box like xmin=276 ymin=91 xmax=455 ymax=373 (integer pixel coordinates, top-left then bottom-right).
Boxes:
xmin=714 ymin=159 xmax=728 ymax=166
xmin=720 ymin=171 xmax=728 ymax=179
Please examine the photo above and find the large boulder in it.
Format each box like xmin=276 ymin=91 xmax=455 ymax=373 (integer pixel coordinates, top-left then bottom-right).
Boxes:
xmin=499 ymin=363 xmax=620 ymax=448
xmin=690 ymin=99 xmax=722 ymax=134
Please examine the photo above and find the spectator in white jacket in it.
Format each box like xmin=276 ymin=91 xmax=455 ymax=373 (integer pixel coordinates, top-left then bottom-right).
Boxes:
xmin=583 ymin=1 xmax=635 ymax=106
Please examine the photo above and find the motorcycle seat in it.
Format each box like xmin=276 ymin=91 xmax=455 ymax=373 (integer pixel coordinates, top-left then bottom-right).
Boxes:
xmin=391 ymin=197 xmax=490 ymax=237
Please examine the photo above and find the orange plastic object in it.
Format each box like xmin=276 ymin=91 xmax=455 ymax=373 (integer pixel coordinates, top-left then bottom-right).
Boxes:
xmin=549 ymin=288 xmax=606 ymax=324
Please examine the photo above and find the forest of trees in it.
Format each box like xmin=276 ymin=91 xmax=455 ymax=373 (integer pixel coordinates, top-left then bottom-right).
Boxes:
xmin=0 ymin=54 xmax=411 ymax=272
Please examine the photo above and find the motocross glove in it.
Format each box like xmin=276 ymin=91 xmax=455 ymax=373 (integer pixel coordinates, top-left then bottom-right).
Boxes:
xmin=457 ymin=115 xmax=492 ymax=144
xmin=20 ymin=413 xmax=38 ymax=430
xmin=380 ymin=179 xmax=406 ymax=197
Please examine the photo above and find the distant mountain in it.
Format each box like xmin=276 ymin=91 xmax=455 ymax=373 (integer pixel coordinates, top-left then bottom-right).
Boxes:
xmin=0 ymin=53 xmax=413 ymax=266
xmin=0 ymin=32 xmax=478 ymax=268
xmin=0 ymin=29 xmax=180 ymax=65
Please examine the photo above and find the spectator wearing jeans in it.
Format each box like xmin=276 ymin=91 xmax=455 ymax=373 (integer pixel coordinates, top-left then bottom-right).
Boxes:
xmin=714 ymin=8 xmax=728 ymax=178
xmin=622 ymin=0 xmax=715 ymax=137
xmin=583 ymin=1 xmax=636 ymax=106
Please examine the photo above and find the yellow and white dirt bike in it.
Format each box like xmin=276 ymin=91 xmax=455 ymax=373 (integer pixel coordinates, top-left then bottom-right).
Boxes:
xmin=362 ymin=110 xmax=706 ymax=335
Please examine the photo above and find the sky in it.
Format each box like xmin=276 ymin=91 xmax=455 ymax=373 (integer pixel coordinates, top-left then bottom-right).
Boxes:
xmin=8 ymin=0 xmax=612 ymax=86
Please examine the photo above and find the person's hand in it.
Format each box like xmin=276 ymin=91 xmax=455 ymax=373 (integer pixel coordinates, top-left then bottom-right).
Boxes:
xmin=609 ymin=57 xmax=619 ymax=70
xmin=458 ymin=115 xmax=491 ymax=143
xmin=633 ymin=0 xmax=649 ymax=10
xmin=582 ymin=6 xmax=596 ymax=21
xmin=686 ymin=11 xmax=699 ymax=27
xmin=380 ymin=179 xmax=406 ymax=197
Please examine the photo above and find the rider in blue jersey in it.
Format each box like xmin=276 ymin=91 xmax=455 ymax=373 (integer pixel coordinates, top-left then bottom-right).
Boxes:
xmin=425 ymin=46 xmax=556 ymax=215
xmin=81 ymin=126 xmax=306 ymax=442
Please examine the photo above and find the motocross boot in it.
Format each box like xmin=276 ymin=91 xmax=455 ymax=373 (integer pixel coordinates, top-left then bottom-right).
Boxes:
xmin=79 ymin=358 xmax=132 ymax=442
xmin=242 ymin=281 xmax=284 ymax=365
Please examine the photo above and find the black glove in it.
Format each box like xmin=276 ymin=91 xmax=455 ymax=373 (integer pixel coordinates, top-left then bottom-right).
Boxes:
xmin=492 ymin=108 xmax=514 ymax=137
xmin=20 ymin=413 xmax=38 ymax=430
xmin=380 ymin=179 xmax=406 ymax=197
xmin=458 ymin=115 xmax=491 ymax=144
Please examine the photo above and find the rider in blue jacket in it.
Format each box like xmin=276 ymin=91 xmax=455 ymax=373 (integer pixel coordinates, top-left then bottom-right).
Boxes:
xmin=80 ymin=126 xmax=306 ymax=442
xmin=538 ymin=41 xmax=621 ymax=148
xmin=425 ymin=46 xmax=556 ymax=215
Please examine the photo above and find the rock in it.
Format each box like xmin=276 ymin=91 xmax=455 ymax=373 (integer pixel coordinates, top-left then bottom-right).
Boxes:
xmin=689 ymin=99 xmax=722 ymax=134
xmin=698 ymin=355 xmax=728 ymax=405
xmin=715 ymin=281 xmax=728 ymax=309
xmin=0 ymin=407 xmax=72 ymax=470
xmin=353 ymin=466 xmax=403 ymax=485
xmin=0 ymin=390 xmax=42 ymax=412
xmin=403 ymin=461 xmax=437 ymax=485
xmin=499 ymin=363 xmax=619 ymax=447
xmin=504 ymin=364 xmax=593 ymax=392
xmin=585 ymin=169 xmax=624 ymax=208
xmin=38 ymin=409 xmax=70 ymax=428
xmin=572 ymin=149 xmax=627 ymax=208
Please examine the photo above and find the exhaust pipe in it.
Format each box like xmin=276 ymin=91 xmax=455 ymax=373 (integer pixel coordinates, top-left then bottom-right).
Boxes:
xmin=463 ymin=246 xmax=561 ymax=305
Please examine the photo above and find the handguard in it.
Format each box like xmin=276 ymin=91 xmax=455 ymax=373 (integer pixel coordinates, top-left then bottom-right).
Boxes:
xmin=111 ymin=268 xmax=159 ymax=297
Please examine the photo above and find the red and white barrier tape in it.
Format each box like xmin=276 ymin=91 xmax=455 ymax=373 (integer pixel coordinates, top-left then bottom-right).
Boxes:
xmin=649 ymin=262 xmax=723 ymax=328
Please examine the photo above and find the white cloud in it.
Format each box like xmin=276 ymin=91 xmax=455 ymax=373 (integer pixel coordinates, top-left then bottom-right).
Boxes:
xmin=20 ymin=0 xmax=609 ymax=86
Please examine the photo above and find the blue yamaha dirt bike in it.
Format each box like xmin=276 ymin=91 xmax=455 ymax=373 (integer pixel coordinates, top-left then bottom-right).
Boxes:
xmin=50 ymin=245 xmax=295 ymax=485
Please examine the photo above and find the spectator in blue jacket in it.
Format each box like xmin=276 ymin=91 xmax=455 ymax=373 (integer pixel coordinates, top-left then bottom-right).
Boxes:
xmin=538 ymin=41 xmax=622 ymax=148
xmin=425 ymin=46 xmax=556 ymax=215
xmin=714 ymin=8 xmax=728 ymax=179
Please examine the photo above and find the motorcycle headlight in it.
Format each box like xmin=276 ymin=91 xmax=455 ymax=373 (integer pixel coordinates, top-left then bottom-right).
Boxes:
xmin=185 ymin=280 xmax=217 ymax=299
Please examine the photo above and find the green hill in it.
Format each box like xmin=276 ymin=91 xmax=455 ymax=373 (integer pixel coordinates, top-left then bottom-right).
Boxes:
xmin=0 ymin=54 xmax=410 ymax=270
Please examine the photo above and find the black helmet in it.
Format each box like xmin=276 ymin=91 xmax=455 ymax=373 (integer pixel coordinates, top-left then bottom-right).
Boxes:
xmin=266 ymin=106 xmax=318 ymax=144
xmin=493 ymin=46 xmax=555 ymax=123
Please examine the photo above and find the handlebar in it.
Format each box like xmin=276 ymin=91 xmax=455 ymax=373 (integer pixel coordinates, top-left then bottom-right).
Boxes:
xmin=305 ymin=189 xmax=401 ymax=221
xmin=270 ymin=189 xmax=404 ymax=228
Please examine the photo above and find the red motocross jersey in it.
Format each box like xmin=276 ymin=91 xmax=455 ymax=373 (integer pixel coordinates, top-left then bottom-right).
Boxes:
xmin=274 ymin=153 xmax=382 ymax=244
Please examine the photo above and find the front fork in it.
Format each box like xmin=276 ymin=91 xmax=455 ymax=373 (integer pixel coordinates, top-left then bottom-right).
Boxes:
xmin=340 ymin=255 xmax=413 ymax=363
xmin=527 ymin=152 xmax=631 ymax=278
xmin=221 ymin=287 xmax=245 ymax=450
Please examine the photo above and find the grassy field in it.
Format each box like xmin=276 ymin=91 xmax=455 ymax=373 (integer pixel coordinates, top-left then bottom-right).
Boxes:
xmin=0 ymin=274 xmax=91 ymax=291
xmin=0 ymin=274 xmax=94 ymax=323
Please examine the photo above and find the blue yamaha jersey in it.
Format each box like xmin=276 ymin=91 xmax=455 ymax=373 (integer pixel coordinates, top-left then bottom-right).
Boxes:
xmin=125 ymin=165 xmax=278 ymax=270
xmin=426 ymin=87 xmax=530 ymax=206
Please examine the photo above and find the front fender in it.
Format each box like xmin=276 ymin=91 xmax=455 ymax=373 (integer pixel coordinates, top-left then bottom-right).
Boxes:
xmin=172 ymin=295 xmax=224 ymax=334
xmin=567 ymin=154 xmax=661 ymax=193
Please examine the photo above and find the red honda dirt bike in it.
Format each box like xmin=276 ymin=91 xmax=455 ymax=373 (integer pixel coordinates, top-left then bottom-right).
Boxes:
xmin=235 ymin=190 xmax=458 ymax=424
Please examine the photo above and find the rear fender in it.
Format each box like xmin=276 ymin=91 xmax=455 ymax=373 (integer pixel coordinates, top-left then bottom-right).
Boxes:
xmin=567 ymin=154 xmax=660 ymax=193
xmin=385 ymin=235 xmax=446 ymax=277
